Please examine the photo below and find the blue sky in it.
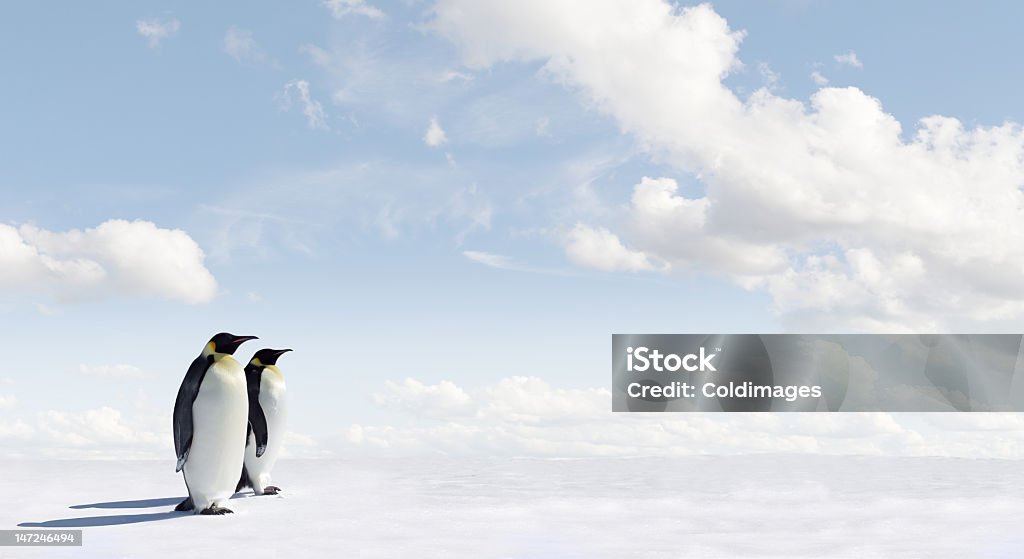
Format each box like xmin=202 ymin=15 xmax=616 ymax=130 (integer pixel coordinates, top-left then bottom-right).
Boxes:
xmin=4 ymin=0 xmax=1024 ymax=459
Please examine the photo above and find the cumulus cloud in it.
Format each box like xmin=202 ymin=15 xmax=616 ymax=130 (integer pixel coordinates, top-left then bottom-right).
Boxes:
xmin=834 ymin=50 xmax=863 ymax=69
xmin=564 ymin=223 xmax=663 ymax=273
xmin=477 ymin=376 xmax=608 ymax=424
xmin=38 ymin=407 xmax=144 ymax=445
xmin=280 ymin=79 xmax=329 ymax=130
xmin=374 ymin=378 xmax=474 ymax=418
xmin=0 ymin=420 xmax=33 ymax=439
xmin=224 ymin=26 xmax=269 ymax=65
xmin=78 ymin=364 xmax=154 ymax=380
xmin=432 ymin=0 xmax=1024 ymax=330
xmin=136 ymin=17 xmax=180 ymax=48
xmin=323 ymin=0 xmax=384 ymax=19
xmin=280 ymin=431 xmax=331 ymax=459
xmin=0 ymin=404 xmax=328 ymax=459
xmin=757 ymin=62 xmax=780 ymax=90
xmin=0 ymin=219 xmax=217 ymax=305
xmin=424 ymin=117 xmax=448 ymax=146
xmin=0 ymin=394 xmax=15 ymax=409
xmin=350 ymin=376 xmax=1024 ymax=458
xmin=30 ymin=407 xmax=167 ymax=458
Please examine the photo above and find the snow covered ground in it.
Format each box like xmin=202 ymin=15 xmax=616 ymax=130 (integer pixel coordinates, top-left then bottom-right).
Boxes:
xmin=3 ymin=456 xmax=1024 ymax=558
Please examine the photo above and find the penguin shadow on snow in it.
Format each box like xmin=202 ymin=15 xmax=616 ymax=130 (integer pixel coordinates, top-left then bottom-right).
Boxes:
xmin=18 ymin=496 xmax=193 ymax=528
xmin=71 ymin=497 xmax=186 ymax=509
xmin=17 ymin=491 xmax=273 ymax=528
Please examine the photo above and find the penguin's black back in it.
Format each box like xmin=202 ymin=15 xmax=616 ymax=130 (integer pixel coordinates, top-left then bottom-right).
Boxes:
xmin=172 ymin=354 xmax=214 ymax=471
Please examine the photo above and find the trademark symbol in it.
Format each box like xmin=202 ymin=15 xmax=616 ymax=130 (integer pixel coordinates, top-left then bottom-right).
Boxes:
xmin=715 ymin=347 xmax=722 ymax=352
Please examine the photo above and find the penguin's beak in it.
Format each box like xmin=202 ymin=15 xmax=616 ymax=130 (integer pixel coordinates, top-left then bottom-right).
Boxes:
xmin=226 ymin=335 xmax=259 ymax=353
xmin=264 ymin=348 xmax=293 ymax=365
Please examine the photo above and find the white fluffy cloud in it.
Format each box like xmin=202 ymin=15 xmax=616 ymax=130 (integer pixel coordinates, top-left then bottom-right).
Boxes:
xmin=0 ymin=394 xmax=15 ymax=409
xmin=0 ymin=420 xmax=33 ymax=439
xmin=323 ymin=0 xmax=384 ymax=19
xmin=37 ymin=407 xmax=154 ymax=446
xmin=28 ymin=407 xmax=168 ymax=459
xmin=424 ymin=116 xmax=448 ymax=146
xmin=0 ymin=219 xmax=217 ymax=305
xmin=136 ymin=17 xmax=180 ymax=48
xmin=0 ymin=403 xmax=325 ymax=459
xmin=351 ymin=376 xmax=1024 ymax=458
xmin=564 ymin=223 xmax=663 ymax=273
xmin=432 ymin=0 xmax=1024 ymax=330
xmin=374 ymin=378 xmax=474 ymax=418
xmin=280 ymin=79 xmax=329 ymax=130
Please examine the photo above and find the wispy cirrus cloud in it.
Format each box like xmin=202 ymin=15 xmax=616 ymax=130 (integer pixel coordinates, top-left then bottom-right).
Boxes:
xmin=224 ymin=26 xmax=273 ymax=66
xmin=280 ymin=79 xmax=329 ymax=130
xmin=323 ymin=0 xmax=385 ymax=20
xmin=78 ymin=364 xmax=155 ymax=380
xmin=136 ymin=17 xmax=180 ymax=48
xmin=834 ymin=50 xmax=864 ymax=69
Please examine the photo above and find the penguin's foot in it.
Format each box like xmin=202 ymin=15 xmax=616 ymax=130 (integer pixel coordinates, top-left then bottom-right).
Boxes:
xmin=263 ymin=486 xmax=281 ymax=495
xmin=174 ymin=497 xmax=194 ymax=512
xmin=199 ymin=505 xmax=234 ymax=515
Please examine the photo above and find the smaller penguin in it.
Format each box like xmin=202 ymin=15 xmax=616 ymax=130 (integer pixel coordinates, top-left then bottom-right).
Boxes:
xmin=236 ymin=348 xmax=292 ymax=495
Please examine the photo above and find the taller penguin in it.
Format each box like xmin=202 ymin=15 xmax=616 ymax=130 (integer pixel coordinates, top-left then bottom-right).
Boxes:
xmin=173 ymin=332 xmax=261 ymax=515
xmin=237 ymin=348 xmax=292 ymax=495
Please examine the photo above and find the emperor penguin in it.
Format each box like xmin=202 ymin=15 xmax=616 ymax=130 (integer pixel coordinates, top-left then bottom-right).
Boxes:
xmin=236 ymin=348 xmax=292 ymax=495
xmin=172 ymin=332 xmax=261 ymax=515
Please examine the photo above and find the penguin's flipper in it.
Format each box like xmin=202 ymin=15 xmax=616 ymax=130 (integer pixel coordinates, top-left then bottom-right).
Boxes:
xmin=244 ymin=367 xmax=268 ymax=457
xmin=174 ymin=497 xmax=194 ymax=512
xmin=175 ymin=451 xmax=190 ymax=472
xmin=173 ymin=355 xmax=210 ymax=472
xmin=249 ymin=402 xmax=269 ymax=458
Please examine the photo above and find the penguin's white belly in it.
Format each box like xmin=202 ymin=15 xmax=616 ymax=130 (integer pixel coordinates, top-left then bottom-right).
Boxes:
xmin=244 ymin=372 xmax=287 ymax=492
xmin=183 ymin=358 xmax=248 ymax=510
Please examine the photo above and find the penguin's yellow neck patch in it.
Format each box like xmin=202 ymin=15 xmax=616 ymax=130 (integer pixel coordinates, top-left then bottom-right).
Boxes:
xmin=251 ymin=358 xmax=264 ymax=367
xmin=265 ymin=364 xmax=284 ymax=381
xmin=203 ymin=341 xmax=235 ymax=362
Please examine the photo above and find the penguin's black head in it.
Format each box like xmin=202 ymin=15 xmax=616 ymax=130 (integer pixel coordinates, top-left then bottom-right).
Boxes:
xmin=250 ymin=348 xmax=293 ymax=367
xmin=207 ymin=332 xmax=259 ymax=355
